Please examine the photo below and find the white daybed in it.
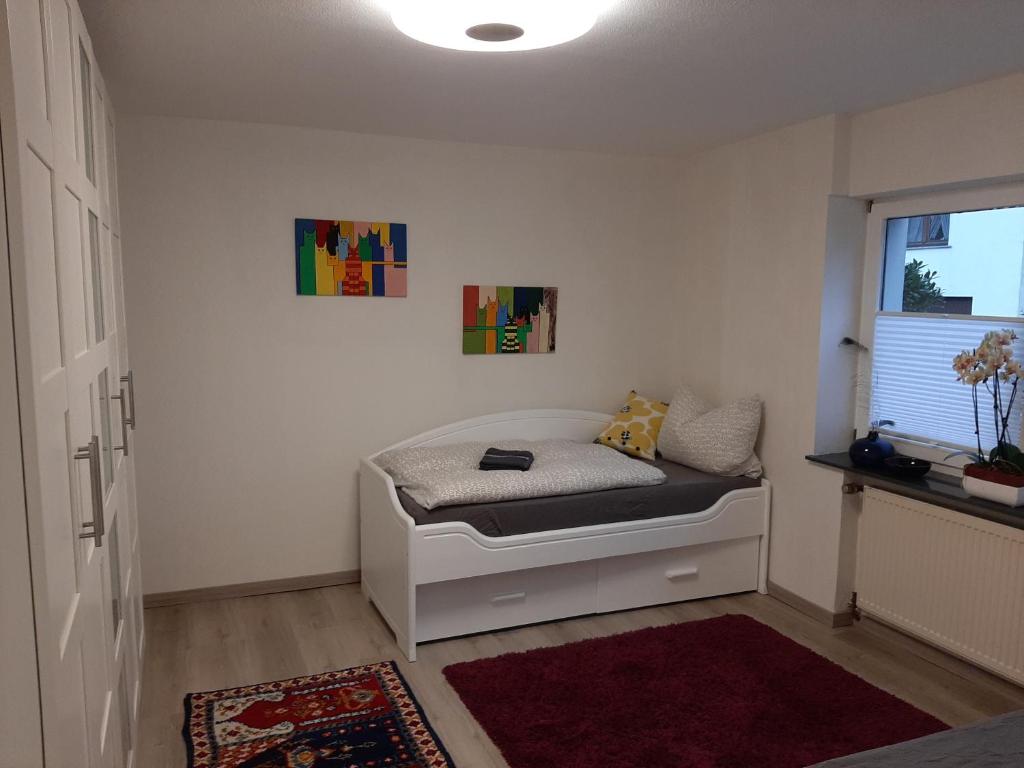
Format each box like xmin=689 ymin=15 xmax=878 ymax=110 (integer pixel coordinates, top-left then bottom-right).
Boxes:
xmin=359 ymin=409 xmax=771 ymax=662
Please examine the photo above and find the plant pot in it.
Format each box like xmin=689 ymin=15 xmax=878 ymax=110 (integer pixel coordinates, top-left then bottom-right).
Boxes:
xmin=962 ymin=465 xmax=1024 ymax=507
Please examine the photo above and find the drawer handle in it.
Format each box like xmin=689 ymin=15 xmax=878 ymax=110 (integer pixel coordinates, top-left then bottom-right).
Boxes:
xmin=490 ymin=591 xmax=526 ymax=604
xmin=665 ymin=566 xmax=699 ymax=581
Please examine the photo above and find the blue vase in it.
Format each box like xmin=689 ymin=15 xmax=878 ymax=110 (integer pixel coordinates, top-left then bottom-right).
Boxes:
xmin=849 ymin=431 xmax=895 ymax=468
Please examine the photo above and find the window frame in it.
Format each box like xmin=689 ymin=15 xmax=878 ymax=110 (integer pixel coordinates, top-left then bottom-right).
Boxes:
xmin=905 ymin=213 xmax=950 ymax=248
xmin=856 ymin=182 xmax=1024 ymax=473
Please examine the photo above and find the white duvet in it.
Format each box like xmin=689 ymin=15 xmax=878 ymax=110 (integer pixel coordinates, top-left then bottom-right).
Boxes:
xmin=375 ymin=439 xmax=666 ymax=511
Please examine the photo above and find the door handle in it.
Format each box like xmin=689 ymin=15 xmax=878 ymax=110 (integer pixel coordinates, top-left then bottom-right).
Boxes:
xmin=665 ymin=566 xmax=699 ymax=581
xmin=120 ymin=370 xmax=135 ymax=429
xmin=111 ymin=387 xmax=130 ymax=456
xmin=73 ymin=436 xmax=104 ymax=547
xmin=490 ymin=591 xmax=526 ymax=605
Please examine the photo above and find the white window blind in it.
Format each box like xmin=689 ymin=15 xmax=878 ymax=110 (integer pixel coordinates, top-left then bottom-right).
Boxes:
xmin=871 ymin=314 xmax=1024 ymax=450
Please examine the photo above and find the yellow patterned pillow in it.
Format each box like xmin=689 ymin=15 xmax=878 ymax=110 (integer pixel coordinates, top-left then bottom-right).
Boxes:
xmin=596 ymin=391 xmax=669 ymax=460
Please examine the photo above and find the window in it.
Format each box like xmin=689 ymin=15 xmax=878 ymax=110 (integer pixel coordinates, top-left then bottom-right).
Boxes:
xmin=866 ymin=199 xmax=1024 ymax=455
xmin=906 ymin=214 xmax=949 ymax=248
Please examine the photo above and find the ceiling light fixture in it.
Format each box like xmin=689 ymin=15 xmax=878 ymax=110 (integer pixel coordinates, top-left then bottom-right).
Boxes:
xmin=388 ymin=1 xmax=611 ymax=52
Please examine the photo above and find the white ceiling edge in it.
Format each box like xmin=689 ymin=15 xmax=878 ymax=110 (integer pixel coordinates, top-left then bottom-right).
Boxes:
xmin=80 ymin=0 xmax=1024 ymax=158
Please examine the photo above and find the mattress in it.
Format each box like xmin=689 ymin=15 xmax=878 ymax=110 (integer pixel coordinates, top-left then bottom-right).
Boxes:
xmin=377 ymin=438 xmax=666 ymax=510
xmin=397 ymin=458 xmax=761 ymax=537
xmin=810 ymin=709 xmax=1023 ymax=767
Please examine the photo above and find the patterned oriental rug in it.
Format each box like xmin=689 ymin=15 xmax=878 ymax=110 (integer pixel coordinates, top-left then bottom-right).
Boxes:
xmin=183 ymin=661 xmax=454 ymax=768
xmin=443 ymin=614 xmax=947 ymax=768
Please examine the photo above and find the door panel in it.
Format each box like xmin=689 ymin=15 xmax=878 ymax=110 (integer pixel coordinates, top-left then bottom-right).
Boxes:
xmin=50 ymin=641 xmax=91 ymax=762
xmin=111 ymin=233 xmax=125 ymax=354
xmin=87 ymin=208 xmax=104 ymax=343
xmin=56 ymin=184 xmax=88 ymax=357
xmin=74 ymin=563 xmax=109 ymax=768
xmin=106 ymin=506 xmax=124 ymax=638
xmin=100 ymin=220 xmax=115 ymax=344
xmin=4 ymin=0 xmax=141 ymax=765
xmin=104 ymin=114 xmax=117 ymax=226
xmin=48 ymin=0 xmax=76 ymax=156
xmin=94 ymin=87 xmax=107 ymax=200
xmin=97 ymin=368 xmax=114 ymax=491
xmin=20 ymin=148 xmax=62 ymax=379
xmin=38 ymin=394 xmax=78 ymax=636
xmin=7 ymin=0 xmax=50 ymax=130
xmin=77 ymin=39 xmax=94 ymax=184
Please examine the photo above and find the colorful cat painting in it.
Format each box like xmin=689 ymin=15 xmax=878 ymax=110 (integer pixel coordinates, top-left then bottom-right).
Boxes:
xmin=462 ymin=286 xmax=557 ymax=354
xmin=295 ymin=219 xmax=407 ymax=297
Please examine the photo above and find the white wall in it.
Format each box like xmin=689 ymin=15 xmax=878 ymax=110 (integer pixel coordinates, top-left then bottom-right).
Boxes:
xmin=121 ymin=72 xmax=1024 ymax=610
xmin=847 ymin=73 xmax=1024 ymax=198
xmin=670 ymin=115 xmax=854 ymax=611
xmin=117 ymin=115 xmax=678 ymax=595
xmin=672 ymin=74 xmax=1024 ymax=614
xmin=815 ymin=196 xmax=867 ymax=455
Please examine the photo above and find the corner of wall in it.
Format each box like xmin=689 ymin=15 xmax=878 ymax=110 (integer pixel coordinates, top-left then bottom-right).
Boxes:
xmin=813 ymin=195 xmax=867 ymax=454
xmin=829 ymin=114 xmax=853 ymax=198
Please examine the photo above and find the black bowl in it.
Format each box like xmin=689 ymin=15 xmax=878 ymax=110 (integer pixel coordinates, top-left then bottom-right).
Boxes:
xmin=883 ymin=455 xmax=932 ymax=478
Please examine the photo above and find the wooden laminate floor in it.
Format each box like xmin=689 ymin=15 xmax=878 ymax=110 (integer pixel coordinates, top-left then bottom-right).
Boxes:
xmin=139 ymin=586 xmax=1024 ymax=767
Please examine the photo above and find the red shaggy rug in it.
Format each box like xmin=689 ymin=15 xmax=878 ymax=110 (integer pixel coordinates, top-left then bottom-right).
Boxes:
xmin=443 ymin=614 xmax=946 ymax=768
xmin=184 ymin=661 xmax=454 ymax=767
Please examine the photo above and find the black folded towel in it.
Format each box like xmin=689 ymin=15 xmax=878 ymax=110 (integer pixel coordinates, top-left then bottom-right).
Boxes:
xmin=479 ymin=447 xmax=535 ymax=471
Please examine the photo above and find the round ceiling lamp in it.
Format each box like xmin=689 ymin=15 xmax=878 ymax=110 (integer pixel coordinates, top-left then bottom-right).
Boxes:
xmin=388 ymin=1 xmax=610 ymax=52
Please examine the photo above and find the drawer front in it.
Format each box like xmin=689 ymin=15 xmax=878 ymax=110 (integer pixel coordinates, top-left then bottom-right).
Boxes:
xmin=596 ymin=537 xmax=759 ymax=614
xmin=417 ymin=561 xmax=597 ymax=642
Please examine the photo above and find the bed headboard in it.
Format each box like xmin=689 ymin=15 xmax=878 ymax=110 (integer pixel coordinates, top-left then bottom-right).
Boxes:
xmin=373 ymin=409 xmax=612 ymax=455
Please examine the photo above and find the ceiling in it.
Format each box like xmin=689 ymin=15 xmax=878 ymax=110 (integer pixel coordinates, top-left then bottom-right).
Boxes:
xmin=79 ymin=0 xmax=1024 ymax=156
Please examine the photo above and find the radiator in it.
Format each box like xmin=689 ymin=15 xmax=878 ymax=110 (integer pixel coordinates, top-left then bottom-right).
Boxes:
xmin=856 ymin=487 xmax=1024 ymax=686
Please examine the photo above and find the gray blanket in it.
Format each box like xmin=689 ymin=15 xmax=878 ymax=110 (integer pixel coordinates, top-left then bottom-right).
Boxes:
xmin=811 ymin=710 xmax=1024 ymax=767
xmin=397 ymin=458 xmax=760 ymax=535
xmin=375 ymin=439 xmax=666 ymax=510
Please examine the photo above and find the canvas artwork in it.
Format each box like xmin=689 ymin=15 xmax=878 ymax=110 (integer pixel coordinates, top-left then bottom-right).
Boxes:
xmin=295 ymin=218 xmax=407 ymax=297
xmin=462 ymin=285 xmax=557 ymax=354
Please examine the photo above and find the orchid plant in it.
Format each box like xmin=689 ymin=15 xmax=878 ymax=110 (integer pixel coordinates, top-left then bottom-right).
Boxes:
xmin=952 ymin=329 xmax=1024 ymax=473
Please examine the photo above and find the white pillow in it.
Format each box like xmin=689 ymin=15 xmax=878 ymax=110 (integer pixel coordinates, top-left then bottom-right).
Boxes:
xmin=658 ymin=385 xmax=763 ymax=478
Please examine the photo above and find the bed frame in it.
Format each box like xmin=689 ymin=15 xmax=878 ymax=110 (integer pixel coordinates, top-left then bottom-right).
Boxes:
xmin=359 ymin=409 xmax=771 ymax=661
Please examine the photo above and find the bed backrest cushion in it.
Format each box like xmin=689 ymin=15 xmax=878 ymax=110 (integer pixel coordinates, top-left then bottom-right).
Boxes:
xmin=658 ymin=385 xmax=763 ymax=478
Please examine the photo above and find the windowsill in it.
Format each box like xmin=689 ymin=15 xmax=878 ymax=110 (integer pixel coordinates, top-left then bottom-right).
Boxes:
xmin=905 ymin=244 xmax=951 ymax=250
xmin=806 ymin=452 xmax=1024 ymax=531
xmin=872 ymin=433 xmax=967 ymax=476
